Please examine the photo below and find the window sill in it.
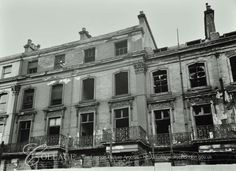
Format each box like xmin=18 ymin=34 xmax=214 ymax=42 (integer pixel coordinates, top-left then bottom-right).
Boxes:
xmin=112 ymin=93 xmax=131 ymax=99
xmin=79 ymin=99 xmax=96 ymax=104
xmin=150 ymin=92 xmax=172 ymax=97
xmin=45 ymin=104 xmax=66 ymax=112
xmin=20 ymin=108 xmax=35 ymax=112
xmin=187 ymin=86 xmax=212 ymax=92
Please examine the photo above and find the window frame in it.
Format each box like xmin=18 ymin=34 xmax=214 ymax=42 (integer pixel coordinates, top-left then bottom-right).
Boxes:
xmin=113 ymin=70 xmax=130 ymax=97
xmin=112 ymin=106 xmax=130 ymax=129
xmin=22 ymin=88 xmax=35 ymax=110
xmin=79 ymin=112 xmax=95 ymax=137
xmin=115 ymin=40 xmax=128 ymax=56
xmin=81 ymin=77 xmax=95 ymax=101
xmin=151 ymin=69 xmax=170 ymax=94
xmin=50 ymin=83 xmax=64 ymax=106
xmin=54 ymin=54 xmax=65 ymax=70
xmin=2 ymin=65 xmax=12 ymax=78
xmin=0 ymin=93 xmax=8 ymax=113
xmin=187 ymin=61 xmax=209 ymax=89
xmin=84 ymin=47 xmax=96 ymax=63
xmin=47 ymin=117 xmax=61 ymax=136
xmin=27 ymin=60 xmax=38 ymax=74
xmin=17 ymin=120 xmax=32 ymax=143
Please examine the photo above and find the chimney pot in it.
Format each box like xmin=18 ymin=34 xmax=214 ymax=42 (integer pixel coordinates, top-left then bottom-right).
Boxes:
xmin=79 ymin=28 xmax=91 ymax=40
xmin=204 ymin=3 xmax=217 ymax=39
xmin=24 ymin=39 xmax=40 ymax=53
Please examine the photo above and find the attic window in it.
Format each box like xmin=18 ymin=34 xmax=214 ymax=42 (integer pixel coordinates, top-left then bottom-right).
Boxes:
xmin=230 ymin=57 xmax=236 ymax=82
xmin=84 ymin=48 xmax=95 ymax=63
xmin=115 ymin=40 xmax=127 ymax=56
xmin=27 ymin=60 xmax=38 ymax=74
xmin=54 ymin=54 xmax=65 ymax=69
xmin=188 ymin=63 xmax=207 ymax=88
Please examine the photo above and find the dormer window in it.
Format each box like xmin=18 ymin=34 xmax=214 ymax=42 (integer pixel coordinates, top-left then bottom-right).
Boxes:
xmin=115 ymin=40 xmax=127 ymax=56
xmin=54 ymin=54 xmax=65 ymax=69
xmin=84 ymin=48 xmax=95 ymax=63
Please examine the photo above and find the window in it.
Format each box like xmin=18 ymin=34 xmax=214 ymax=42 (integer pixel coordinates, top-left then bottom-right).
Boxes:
xmin=84 ymin=48 xmax=95 ymax=63
xmin=114 ymin=108 xmax=129 ymax=128
xmin=2 ymin=65 xmax=12 ymax=78
xmin=22 ymin=89 xmax=34 ymax=109
xmin=48 ymin=117 xmax=61 ymax=136
xmin=82 ymin=78 xmax=94 ymax=101
xmin=54 ymin=54 xmax=65 ymax=69
xmin=154 ymin=109 xmax=170 ymax=134
xmin=188 ymin=63 xmax=207 ymax=88
xmin=0 ymin=124 xmax=3 ymax=143
xmin=193 ymin=104 xmax=213 ymax=126
xmin=51 ymin=84 xmax=63 ymax=106
xmin=153 ymin=70 xmax=168 ymax=93
xmin=0 ymin=93 xmax=8 ymax=113
xmin=18 ymin=121 xmax=31 ymax=143
xmin=115 ymin=71 xmax=128 ymax=96
xmin=27 ymin=60 xmax=38 ymax=74
xmin=230 ymin=57 xmax=236 ymax=82
xmin=115 ymin=40 xmax=127 ymax=56
xmin=80 ymin=113 xmax=94 ymax=136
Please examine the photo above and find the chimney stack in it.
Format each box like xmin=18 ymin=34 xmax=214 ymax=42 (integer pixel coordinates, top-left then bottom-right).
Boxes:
xmin=138 ymin=11 xmax=146 ymax=25
xmin=204 ymin=3 xmax=219 ymax=40
xmin=24 ymin=39 xmax=40 ymax=53
xmin=79 ymin=28 xmax=91 ymax=40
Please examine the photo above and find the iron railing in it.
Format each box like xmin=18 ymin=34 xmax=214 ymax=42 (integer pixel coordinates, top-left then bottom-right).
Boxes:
xmin=195 ymin=124 xmax=236 ymax=140
xmin=2 ymin=142 xmax=28 ymax=153
xmin=30 ymin=134 xmax=66 ymax=148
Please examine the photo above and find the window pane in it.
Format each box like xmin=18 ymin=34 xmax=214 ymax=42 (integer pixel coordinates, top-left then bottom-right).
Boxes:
xmin=55 ymin=118 xmax=61 ymax=126
xmin=84 ymin=48 xmax=95 ymax=63
xmin=54 ymin=54 xmax=65 ymax=69
xmin=49 ymin=119 xmax=55 ymax=126
xmin=23 ymin=89 xmax=34 ymax=109
xmin=82 ymin=78 xmax=94 ymax=100
xmin=115 ymin=72 xmax=128 ymax=95
xmin=189 ymin=63 xmax=207 ymax=88
xmin=153 ymin=70 xmax=168 ymax=93
xmin=28 ymin=60 xmax=38 ymax=74
xmin=154 ymin=110 xmax=162 ymax=120
xmin=51 ymin=84 xmax=63 ymax=105
xmin=163 ymin=110 xmax=170 ymax=118
xmin=115 ymin=40 xmax=127 ymax=56
xmin=115 ymin=109 xmax=122 ymax=119
xmin=0 ymin=93 xmax=7 ymax=113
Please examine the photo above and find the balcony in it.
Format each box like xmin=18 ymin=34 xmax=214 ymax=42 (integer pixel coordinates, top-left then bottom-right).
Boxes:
xmin=2 ymin=142 xmax=28 ymax=153
xmin=30 ymin=134 xmax=66 ymax=148
xmin=150 ymin=132 xmax=192 ymax=147
xmin=194 ymin=124 xmax=236 ymax=142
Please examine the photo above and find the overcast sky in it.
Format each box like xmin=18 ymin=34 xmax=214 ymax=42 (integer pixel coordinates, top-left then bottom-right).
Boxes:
xmin=0 ymin=0 xmax=236 ymax=57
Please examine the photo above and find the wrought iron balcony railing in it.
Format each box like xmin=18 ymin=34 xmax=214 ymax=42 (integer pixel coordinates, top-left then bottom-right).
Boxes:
xmin=2 ymin=142 xmax=28 ymax=153
xmin=30 ymin=134 xmax=66 ymax=148
xmin=195 ymin=124 xmax=236 ymax=141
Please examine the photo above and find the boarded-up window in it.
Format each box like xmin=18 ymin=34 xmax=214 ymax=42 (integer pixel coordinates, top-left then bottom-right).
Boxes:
xmin=2 ymin=65 xmax=12 ymax=78
xmin=51 ymin=84 xmax=63 ymax=105
xmin=82 ymin=78 xmax=94 ymax=101
xmin=0 ymin=93 xmax=8 ymax=113
xmin=230 ymin=57 xmax=236 ymax=82
xmin=54 ymin=54 xmax=65 ymax=69
xmin=22 ymin=89 xmax=34 ymax=109
xmin=115 ymin=72 xmax=128 ymax=96
xmin=153 ymin=70 xmax=168 ymax=93
xmin=27 ymin=60 xmax=38 ymax=74
xmin=84 ymin=48 xmax=95 ymax=63
xmin=115 ymin=40 xmax=127 ymax=56
xmin=189 ymin=63 xmax=207 ymax=88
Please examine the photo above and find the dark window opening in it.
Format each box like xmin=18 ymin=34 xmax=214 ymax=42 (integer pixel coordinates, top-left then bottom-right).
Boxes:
xmin=27 ymin=60 xmax=38 ymax=74
xmin=189 ymin=63 xmax=207 ymax=88
xmin=153 ymin=70 xmax=168 ymax=93
xmin=80 ymin=113 xmax=94 ymax=146
xmin=115 ymin=72 xmax=128 ymax=96
xmin=51 ymin=84 xmax=63 ymax=106
xmin=230 ymin=57 xmax=236 ymax=82
xmin=154 ymin=109 xmax=170 ymax=134
xmin=84 ymin=48 xmax=95 ymax=63
xmin=82 ymin=78 xmax=94 ymax=100
xmin=114 ymin=108 xmax=129 ymax=142
xmin=18 ymin=121 xmax=31 ymax=143
xmin=48 ymin=117 xmax=61 ymax=136
xmin=115 ymin=40 xmax=127 ymax=56
xmin=0 ymin=93 xmax=8 ymax=113
xmin=22 ymin=89 xmax=34 ymax=109
xmin=54 ymin=54 xmax=65 ymax=69
xmin=193 ymin=104 xmax=213 ymax=126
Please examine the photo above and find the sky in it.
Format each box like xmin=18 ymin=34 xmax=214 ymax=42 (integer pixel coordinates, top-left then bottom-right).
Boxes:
xmin=0 ymin=0 xmax=236 ymax=57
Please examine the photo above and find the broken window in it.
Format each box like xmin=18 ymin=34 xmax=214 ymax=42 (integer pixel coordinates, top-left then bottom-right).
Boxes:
xmin=188 ymin=63 xmax=207 ymax=88
xmin=115 ymin=71 xmax=128 ymax=96
xmin=84 ymin=48 xmax=95 ymax=63
xmin=22 ymin=89 xmax=34 ymax=109
xmin=82 ymin=78 xmax=94 ymax=101
xmin=18 ymin=121 xmax=31 ymax=143
xmin=154 ymin=109 xmax=170 ymax=134
xmin=27 ymin=60 xmax=38 ymax=74
xmin=51 ymin=84 xmax=63 ymax=106
xmin=114 ymin=108 xmax=129 ymax=142
xmin=193 ymin=104 xmax=213 ymax=126
xmin=0 ymin=93 xmax=8 ymax=113
xmin=115 ymin=40 xmax=127 ymax=56
xmin=54 ymin=54 xmax=65 ymax=69
xmin=2 ymin=65 xmax=12 ymax=78
xmin=230 ymin=57 xmax=236 ymax=82
xmin=153 ymin=70 xmax=168 ymax=93
xmin=0 ymin=124 xmax=3 ymax=143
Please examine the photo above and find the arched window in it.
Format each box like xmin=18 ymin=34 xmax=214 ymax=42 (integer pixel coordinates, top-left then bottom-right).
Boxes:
xmin=230 ymin=57 xmax=236 ymax=82
xmin=188 ymin=63 xmax=207 ymax=88
xmin=152 ymin=70 xmax=168 ymax=93
xmin=114 ymin=71 xmax=128 ymax=96
xmin=51 ymin=84 xmax=63 ymax=105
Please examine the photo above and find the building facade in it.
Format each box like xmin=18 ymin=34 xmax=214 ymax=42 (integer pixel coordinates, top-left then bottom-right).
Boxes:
xmin=0 ymin=4 xmax=236 ymax=170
